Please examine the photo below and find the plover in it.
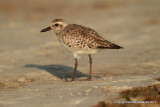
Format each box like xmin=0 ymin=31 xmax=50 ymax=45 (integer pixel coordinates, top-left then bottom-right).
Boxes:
xmin=41 ymin=19 xmax=123 ymax=81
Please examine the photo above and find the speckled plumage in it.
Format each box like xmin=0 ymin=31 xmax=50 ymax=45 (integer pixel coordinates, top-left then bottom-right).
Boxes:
xmin=41 ymin=19 xmax=123 ymax=81
xmin=50 ymin=20 xmax=123 ymax=57
xmin=61 ymin=24 xmax=122 ymax=50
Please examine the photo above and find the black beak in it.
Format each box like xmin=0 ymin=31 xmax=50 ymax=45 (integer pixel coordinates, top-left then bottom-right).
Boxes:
xmin=40 ymin=26 xmax=52 ymax=32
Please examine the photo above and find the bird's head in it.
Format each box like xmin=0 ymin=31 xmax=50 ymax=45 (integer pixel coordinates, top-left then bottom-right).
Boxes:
xmin=41 ymin=19 xmax=68 ymax=33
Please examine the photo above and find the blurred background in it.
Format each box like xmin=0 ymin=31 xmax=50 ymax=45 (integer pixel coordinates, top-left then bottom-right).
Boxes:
xmin=0 ymin=0 xmax=160 ymax=51
xmin=0 ymin=0 xmax=159 ymax=75
xmin=0 ymin=0 xmax=160 ymax=107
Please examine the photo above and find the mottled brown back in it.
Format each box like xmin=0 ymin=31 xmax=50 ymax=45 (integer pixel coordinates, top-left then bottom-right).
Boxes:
xmin=60 ymin=24 xmax=123 ymax=50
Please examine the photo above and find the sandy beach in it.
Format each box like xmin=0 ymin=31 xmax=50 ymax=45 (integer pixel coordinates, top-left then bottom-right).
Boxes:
xmin=0 ymin=0 xmax=160 ymax=107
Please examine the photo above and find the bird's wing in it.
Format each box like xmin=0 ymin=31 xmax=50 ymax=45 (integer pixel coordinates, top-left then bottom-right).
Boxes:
xmin=84 ymin=26 xmax=123 ymax=49
xmin=62 ymin=24 xmax=123 ymax=50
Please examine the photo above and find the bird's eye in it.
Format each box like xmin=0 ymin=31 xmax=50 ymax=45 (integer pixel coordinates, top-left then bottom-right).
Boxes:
xmin=55 ymin=23 xmax=59 ymax=27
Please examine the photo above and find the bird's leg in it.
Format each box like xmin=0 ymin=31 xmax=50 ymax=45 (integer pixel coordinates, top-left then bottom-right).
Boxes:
xmin=72 ymin=58 xmax=78 ymax=81
xmin=88 ymin=55 xmax=92 ymax=80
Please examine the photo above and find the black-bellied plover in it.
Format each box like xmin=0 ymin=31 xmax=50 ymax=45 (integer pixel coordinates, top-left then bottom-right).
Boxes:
xmin=41 ymin=19 xmax=123 ymax=81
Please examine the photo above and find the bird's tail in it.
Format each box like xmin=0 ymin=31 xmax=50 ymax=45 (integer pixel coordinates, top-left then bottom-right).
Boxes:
xmin=97 ymin=40 xmax=123 ymax=49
